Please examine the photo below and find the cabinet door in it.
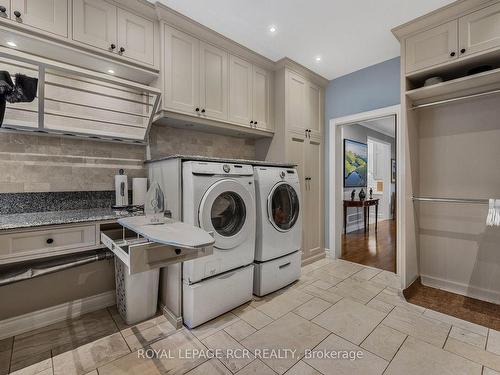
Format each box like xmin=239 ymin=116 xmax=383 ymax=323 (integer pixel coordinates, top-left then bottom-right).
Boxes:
xmin=459 ymin=2 xmax=500 ymax=57
xmin=286 ymin=70 xmax=307 ymax=132
xmin=163 ymin=25 xmax=200 ymax=115
xmin=73 ymin=0 xmax=117 ymax=51
xmin=11 ymin=0 xmax=68 ymax=37
xmin=304 ymin=135 xmax=323 ymax=260
xmin=307 ymin=81 xmax=322 ymax=136
xmin=199 ymin=42 xmax=228 ymax=121
xmin=252 ymin=66 xmax=271 ymax=131
xmin=229 ymin=55 xmax=253 ymax=126
xmin=0 ymin=2 xmax=9 ymax=19
xmin=117 ymin=8 xmax=154 ymax=66
xmin=287 ymin=130 xmax=307 ymax=255
xmin=405 ymin=20 xmax=458 ymax=73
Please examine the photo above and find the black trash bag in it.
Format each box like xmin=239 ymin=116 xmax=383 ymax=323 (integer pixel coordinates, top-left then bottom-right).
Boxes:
xmin=0 ymin=71 xmax=14 ymax=126
xmin=6 ymin=74 xmax=38 ymax=103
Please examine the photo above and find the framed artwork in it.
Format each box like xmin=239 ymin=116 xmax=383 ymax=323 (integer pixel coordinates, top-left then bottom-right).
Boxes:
xmin=344 ymin=139 xmax=368 ymax=188
xmin=391 ymin=158 xmax=396 ymax=183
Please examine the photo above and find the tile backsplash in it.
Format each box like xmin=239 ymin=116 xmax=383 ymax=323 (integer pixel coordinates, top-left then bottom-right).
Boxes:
xmin=0 ymin=124 xmax=257 ymax=193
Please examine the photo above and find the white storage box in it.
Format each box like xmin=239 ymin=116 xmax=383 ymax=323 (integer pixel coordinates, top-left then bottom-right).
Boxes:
xmin=183 ymin=265 xmax=254 ymax=328
xmin=115 ymin=257 xmax=160 ymax=325
xmin=253 ymin=251 xmax=301 ymax=296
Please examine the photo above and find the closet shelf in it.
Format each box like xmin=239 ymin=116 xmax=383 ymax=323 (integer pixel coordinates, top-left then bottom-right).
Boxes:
xmin=406 ymin=66 xmax=500 ymax=106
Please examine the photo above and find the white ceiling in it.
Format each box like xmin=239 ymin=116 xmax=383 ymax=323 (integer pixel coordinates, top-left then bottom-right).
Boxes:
xmin=153 ymin=0 xmax=455 ymax=80
xmin=360 ymin=116 xmax=396 ymax=138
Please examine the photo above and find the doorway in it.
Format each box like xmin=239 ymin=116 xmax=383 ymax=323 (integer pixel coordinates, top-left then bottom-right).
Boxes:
xmin=329 ymin=105 xmax=403 ymax=279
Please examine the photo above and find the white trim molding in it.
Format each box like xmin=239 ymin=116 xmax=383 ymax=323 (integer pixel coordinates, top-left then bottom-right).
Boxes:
xmin=328 ymin=105 xmax=405 ymax=289
xmin=0 ymin=290 xmax=116 ymax=340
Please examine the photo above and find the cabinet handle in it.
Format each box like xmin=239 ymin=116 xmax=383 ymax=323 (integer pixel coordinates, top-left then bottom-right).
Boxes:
xmin=46 ymin=238 xmax=54 ymax=244
xmin=254 ymin=121 xmax=258 ymax=125
xmin=250 ymin=121 xmax=254 ymax=124
xmin=201 ymin=109 xmax=205 ymax=113
xmin=14 ymin=10 xmax=21 ymax=18
xmin=119 ymin=47 xmax=125 ymax=53
xmin=195 ymin=107 xmax=200 ymax=112
xmin=450 ymin=51 xmax=456 ymax=57
xmin=460 ymin=48 xmax=466 ymax=54
xmin=110 ymin=44 xmax=116 ymax=50
xmin=0 ymin=6 xmax=6 ymax=13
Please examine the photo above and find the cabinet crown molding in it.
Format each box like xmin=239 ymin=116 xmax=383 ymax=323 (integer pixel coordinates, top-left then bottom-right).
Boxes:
xmin=392 ymin=0 xmax=495 ymax=40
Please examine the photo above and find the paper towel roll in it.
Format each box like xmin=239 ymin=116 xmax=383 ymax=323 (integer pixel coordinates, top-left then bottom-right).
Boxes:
xmin=114 ymin=174 xmax=128 ymax=207
xmin=132 ymin=178 xmax=148 ymax=206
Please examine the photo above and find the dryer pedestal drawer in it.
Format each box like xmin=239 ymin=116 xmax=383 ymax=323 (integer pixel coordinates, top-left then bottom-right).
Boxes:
xmin=101 ymin=229 xmax=213 ymax=275
xmin=253 ymin=250 xmax=301 ymax=296
xmin=183 ymin=265 xmax=254 ymax=328
xmin=0 ymin=225 xmax=97 ymax=262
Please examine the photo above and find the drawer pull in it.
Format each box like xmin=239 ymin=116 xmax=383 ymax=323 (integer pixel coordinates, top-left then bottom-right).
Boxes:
xmin=175 ymin=248 xmax=181 ymax=255
xmin=46 ymin=238 xmax=54 ymax=244
xmin=279 ymin=262 xmax=291 ymax=269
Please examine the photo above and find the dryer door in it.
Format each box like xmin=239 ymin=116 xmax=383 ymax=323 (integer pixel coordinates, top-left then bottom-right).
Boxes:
xmin=267 ymin=182 xmax=300 ymax=232
xmin=199 ymin=179 xmax=254 ymax=249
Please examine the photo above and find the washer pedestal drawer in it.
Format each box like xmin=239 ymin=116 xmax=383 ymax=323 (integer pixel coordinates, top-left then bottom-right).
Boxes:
xmin=253 ymin=250 xmax=301 ymax=296
xmin=183 ymin=264 xmax=254 ymax=328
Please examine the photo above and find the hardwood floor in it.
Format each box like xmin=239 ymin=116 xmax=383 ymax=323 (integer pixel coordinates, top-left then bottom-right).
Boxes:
xmin=404 ymin=278 xmax=500 ymax=331
xmin=341 ymin=219 xmax=396 ymax=272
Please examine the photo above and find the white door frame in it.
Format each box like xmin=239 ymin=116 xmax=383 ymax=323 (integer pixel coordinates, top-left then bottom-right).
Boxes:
xmin=328 ymin=105 xmax=405 ymax=288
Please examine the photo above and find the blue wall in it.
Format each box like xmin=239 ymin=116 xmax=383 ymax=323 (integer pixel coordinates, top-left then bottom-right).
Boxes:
xmin=325 ymin=57 xmax=401 ymax=247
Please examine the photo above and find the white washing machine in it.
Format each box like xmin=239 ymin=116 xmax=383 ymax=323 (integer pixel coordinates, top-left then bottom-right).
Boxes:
xmin=253 ymin=166 xmax=302 ymax=296
xmin=182 ymin=161 xmax=256 ymax=327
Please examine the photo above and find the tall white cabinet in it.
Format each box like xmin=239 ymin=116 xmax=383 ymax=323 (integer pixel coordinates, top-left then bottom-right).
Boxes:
xmin=259 ymin=60 xmax=327 ymax=263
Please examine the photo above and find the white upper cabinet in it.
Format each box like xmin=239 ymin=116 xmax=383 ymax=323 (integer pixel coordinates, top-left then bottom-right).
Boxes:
xmin=73 ymin=0 xmax=154 ymax=66
xmin=73 ymin=0 xmax=117 ymax=51
xmin=229 ymin=54 xmax=253 ymax=126
xmin=286 ymin=70 xmax=307 ymax=132
xmin=252 ymin=65 xmax=271 ymax=131
xmin=163 ymin=25 xmax=200 ymax=114
xmin=11 ymin=0 xmax=68 ymax=37
xmin=459 ymin=2 xmax=500 ymax=57
xmin=117 ymin=8 xmax=154 ymax=65
xmin=199 ymin=41 xmax=228 ymax=121
xmin=0 ymin=2 xmax=10 ymax=19
xmin=405 ymin=20 xmax=458 ymax=73
xmin=307 ymin=81 xmax=322 ymax=136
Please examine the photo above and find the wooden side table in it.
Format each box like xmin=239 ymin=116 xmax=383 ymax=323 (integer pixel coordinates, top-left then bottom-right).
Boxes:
xmin=343 ymin=198 xmax=379 ymax=234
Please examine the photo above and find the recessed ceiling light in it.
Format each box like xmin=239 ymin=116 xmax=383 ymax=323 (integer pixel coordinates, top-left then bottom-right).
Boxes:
xmin=107 ymin=69 xmax=115 ymax=74
xmin=6 ymin=41 xmax=17 ymax=47
xmin=269 ymin=25 xmax=277 ymax=33
xmin=315 ymin=56 xmax=322 ymax=62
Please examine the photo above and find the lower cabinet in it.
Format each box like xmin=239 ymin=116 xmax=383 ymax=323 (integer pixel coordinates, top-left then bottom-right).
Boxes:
xmin=288 ymin=130 xmax=324 ymax=261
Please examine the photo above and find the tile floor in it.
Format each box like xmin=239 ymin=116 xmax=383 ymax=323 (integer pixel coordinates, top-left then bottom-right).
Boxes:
xmin=1 ymin=257 xmax=500 ymax=375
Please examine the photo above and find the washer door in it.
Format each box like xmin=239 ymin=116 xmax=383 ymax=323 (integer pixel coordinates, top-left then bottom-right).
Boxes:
xmin=267 ymin=182 xmax=300 ymax=232
xmin=199 ymin=179 xmax=254 ymax=249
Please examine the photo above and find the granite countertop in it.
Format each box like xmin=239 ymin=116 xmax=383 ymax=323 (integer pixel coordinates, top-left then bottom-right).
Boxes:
xmin=0 ymin=208 xmax=142 ymax=231
xmin=144 ymin=154 xmax=297 ymax=168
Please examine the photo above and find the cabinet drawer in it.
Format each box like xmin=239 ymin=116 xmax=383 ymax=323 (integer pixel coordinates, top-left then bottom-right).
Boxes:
xmin=0 ymin=225 xmax=97 ymax=260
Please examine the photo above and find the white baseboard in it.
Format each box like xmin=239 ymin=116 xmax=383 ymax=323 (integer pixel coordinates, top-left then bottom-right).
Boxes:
xmin=420 ymin=275 xmax=500 ymax=305
xmin=0 ymin=290 xmax=116 ymax=340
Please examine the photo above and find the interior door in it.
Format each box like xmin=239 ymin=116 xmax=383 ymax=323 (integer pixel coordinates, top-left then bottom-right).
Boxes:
xmin=11 ymin=0 xmax=68 ymax=37
xmin=405 ymin=20 xmax=458 ymax=73
xmin=286 ymin=70 xmax=307 ymax=133
xmin=252 ymin=66 xmax=271 ymax=130
xmin=459 ymin=2 xmax=500 ymax=57
xmin=163 ymin=25 xmax=200 ymax=114
xmin=72 ymin=0 xmax=117 ymax=51
xmin=287 ymin=130 xmax=306 ymax=255
xmin=229 ymin=55 xmax=253 ymax=126
xmin=199 ymin=42 xmax=228 ymax=121
xmin=117 ymin=8 xmax=154 ymax=65
xmin=305 ymin=135 xmax=323 ymax=260
xmin=307 ymin=82 xmax=322 ymax=137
